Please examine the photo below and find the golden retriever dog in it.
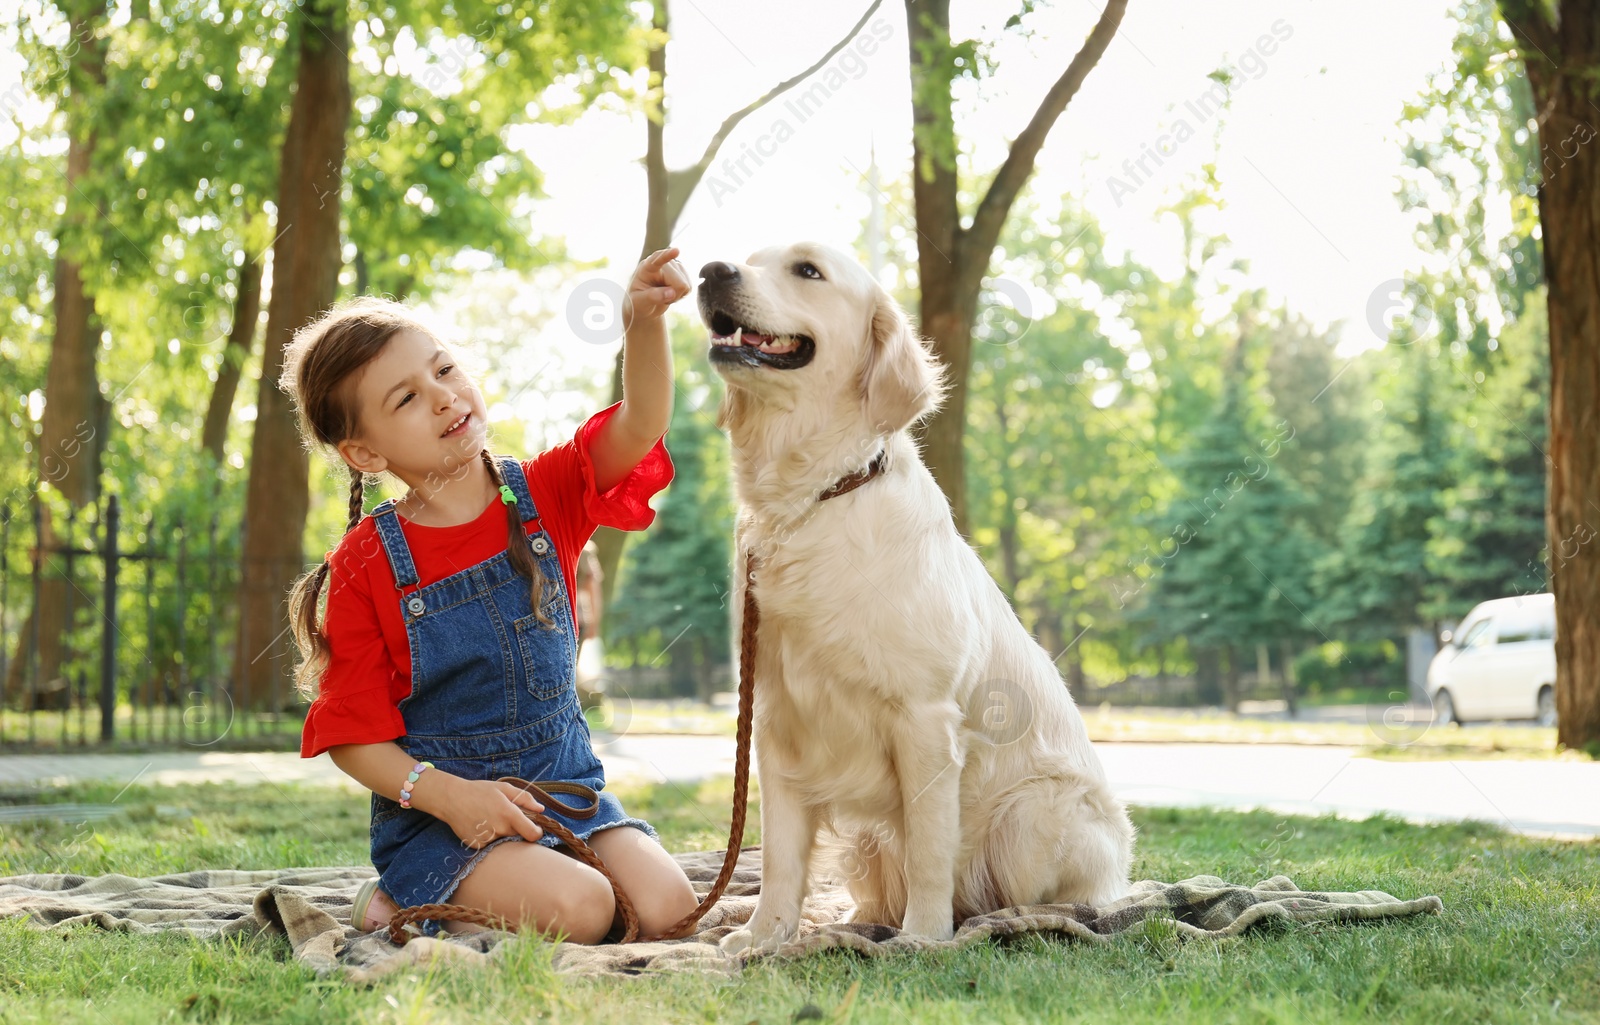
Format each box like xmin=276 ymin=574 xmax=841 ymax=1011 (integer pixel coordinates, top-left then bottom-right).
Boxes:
xmin=697 ymin=242 xmax=1135 ymax=953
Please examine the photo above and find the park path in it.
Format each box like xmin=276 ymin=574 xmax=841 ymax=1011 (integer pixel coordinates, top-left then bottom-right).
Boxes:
xmin=1 ymin=737 xmax=1595 ymax=839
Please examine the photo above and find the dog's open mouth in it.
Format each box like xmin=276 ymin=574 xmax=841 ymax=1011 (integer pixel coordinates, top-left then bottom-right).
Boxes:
xmin=705 ymin=308 xmax=816 ymax=370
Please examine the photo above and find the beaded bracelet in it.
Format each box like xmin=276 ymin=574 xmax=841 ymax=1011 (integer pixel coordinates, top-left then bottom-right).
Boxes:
xmin=399 ymin=761 xmax=435 ymax=809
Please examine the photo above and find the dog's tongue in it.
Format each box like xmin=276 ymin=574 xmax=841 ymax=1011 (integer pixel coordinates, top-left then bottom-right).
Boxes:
xmin=736 ymin=329 xmax=798 ymax=355
xmin=745 ymin=334 xmax=806 ymax=358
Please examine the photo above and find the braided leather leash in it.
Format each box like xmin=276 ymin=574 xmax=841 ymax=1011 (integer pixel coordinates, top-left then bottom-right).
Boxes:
xmin=380 ymin=445 xmax=888 ymax=946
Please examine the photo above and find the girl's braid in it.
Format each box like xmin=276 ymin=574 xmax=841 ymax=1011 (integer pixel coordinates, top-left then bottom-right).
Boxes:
xmin=346 ymin=467 xmax=367 ymax=532
xmin=481 ymin=447 xmax=556 ymax=627
xmin=289 ymin=467 xmax=366 ymax=700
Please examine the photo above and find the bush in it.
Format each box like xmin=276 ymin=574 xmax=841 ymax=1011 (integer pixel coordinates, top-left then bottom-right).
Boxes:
xmin=1293 ymin=639 xmax=1405 ymax=697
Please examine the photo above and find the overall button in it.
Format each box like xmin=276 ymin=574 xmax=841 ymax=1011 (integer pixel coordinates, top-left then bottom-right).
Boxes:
xmin=530 ymin=536 xmax=551 ymax=556
xmin=406 ymin=595 xmax=426 ymax=616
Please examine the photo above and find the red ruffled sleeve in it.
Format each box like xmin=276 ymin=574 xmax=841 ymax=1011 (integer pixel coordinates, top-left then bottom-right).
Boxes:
xmin=521 ymin=402 xmax=674 ymax=631
xmin=524 ymin=400 xmax=674 ymax=555
xmin=574 ymin=400 xmax=674 ymax=531
xmin=300 ymin=545 xmax=409 ymax=759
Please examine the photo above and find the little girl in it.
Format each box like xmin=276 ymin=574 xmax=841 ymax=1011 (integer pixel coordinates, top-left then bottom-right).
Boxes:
xmin=284 ymin=249 xmax=699 ymax=944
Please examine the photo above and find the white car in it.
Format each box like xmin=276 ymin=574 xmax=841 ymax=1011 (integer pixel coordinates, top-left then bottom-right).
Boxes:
xmin=1426 ymin=593 xmax=1558 ymax=727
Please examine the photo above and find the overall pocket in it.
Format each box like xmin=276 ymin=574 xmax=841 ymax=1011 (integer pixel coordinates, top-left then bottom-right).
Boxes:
xmin=369 ymin=792 xmax=403 ymax=838
xmin=514 ymin=605 xmax=573 ymax=701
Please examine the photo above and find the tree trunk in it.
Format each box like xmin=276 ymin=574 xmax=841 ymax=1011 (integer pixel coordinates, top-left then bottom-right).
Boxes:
xmin=233 ymin=0 xmax=350 ymax=711
xmin=200 ymin=244 xmax=264 ymax=461
xmin=1194 ymin=647 xmax=1221 ymax=707
xmin=904 ymin=0 xmax=969 ymax=532
xmin=5 ymin=0 xmax=110 ymax=711
xmin=1278 ymin=639 xmax=1299 ymax=718
xmin=903 ymin=0 xmax=1126 ymax=537
xmin=1034 ymin=606 xmax=1061 ymax=668
xmin=1221 ymin=644 xmax=1241 ymax=714
xmin=1501 ymin=2 xmax=1600 ymax=750
xmin=1064 ymin=646 xmax=1088 ymax=705
xmin=992 ymin=391 xmax=1021 ymax=599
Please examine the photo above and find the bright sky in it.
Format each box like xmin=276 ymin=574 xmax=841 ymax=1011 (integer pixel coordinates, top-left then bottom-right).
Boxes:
xmin=2 ymin=1 xmax=1466 ymax=443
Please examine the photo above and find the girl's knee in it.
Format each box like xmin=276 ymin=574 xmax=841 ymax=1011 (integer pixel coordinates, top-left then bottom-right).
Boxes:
xmin=447 ymin=841 xmax=615 ymax=944
xmin=634 ymin=871 xmax=700 ymax=939
xmin=549 ymin=867 xmax=616 ymax=944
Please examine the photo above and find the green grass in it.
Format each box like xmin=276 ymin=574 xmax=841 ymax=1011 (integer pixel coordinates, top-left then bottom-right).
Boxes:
xmin=1 ymin=777 xmax=1597 ymax=1023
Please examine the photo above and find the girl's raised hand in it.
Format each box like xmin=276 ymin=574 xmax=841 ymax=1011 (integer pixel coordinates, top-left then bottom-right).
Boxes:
xmin=443 ymin=779 xmax=547 ymax=850
xmin=625 ymin=247 xmax=692 ymax=324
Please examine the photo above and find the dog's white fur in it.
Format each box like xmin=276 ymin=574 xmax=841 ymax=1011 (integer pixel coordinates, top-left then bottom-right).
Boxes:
xmin=704 ymin=243 xmax=1135 ymax=953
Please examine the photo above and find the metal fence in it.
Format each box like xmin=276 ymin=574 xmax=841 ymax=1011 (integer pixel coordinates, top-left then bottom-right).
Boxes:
xmin=0 ymin=493 xmax=304 ymax=753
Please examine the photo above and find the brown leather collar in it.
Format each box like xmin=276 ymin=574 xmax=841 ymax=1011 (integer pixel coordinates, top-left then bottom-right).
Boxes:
xmin=818 ymin=446 xmax=890 ymax=502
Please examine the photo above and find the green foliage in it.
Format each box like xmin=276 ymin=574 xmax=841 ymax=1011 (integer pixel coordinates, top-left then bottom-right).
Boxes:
xmin=3 ymin=0 xmax=642 ymax=712
xmin=1293 ymin=640 xmax=1405 ymax=696
xmin=1319 ymin=0 xmax=1549 ymax=642
xmin=1398 ymin=0 xmax=1542 ymax=335
xmin=1422 ymin=294 xmax=1550 ymax=623
xmin=963 ymin=197 xmax=1149 ymax=675
xmin=1315 ymin=341 xmax=1456 ymax=638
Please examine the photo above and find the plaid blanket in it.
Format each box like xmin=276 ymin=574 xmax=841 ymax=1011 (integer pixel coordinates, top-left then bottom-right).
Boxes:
xmin=0 ymin=846 xmax=1443 ymax=983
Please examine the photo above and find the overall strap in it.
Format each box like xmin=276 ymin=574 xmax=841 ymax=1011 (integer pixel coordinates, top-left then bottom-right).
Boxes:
xmin=497 ymin=455 xmax=542 ymax=526
xmin=369 ymin=498 xmax=422 ymax=590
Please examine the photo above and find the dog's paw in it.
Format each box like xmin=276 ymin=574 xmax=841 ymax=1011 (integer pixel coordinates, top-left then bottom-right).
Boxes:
xmin=899 ymin=911 xmax=956 ymax=941
xmin=718 ymin=920 xmax=795 ymax=955
xmin=840 ymin=904 xmax=889 ymax=927
xmin=718 ymin=928 xmax=757 ymax=954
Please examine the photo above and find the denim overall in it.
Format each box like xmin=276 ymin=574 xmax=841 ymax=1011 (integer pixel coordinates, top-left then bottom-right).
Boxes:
xmin=365 ymin=455 xmax=658 ymax=938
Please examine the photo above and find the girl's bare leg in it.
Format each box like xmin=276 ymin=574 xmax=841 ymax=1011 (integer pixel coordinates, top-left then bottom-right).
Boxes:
xmin=438 ymin=840 xmax=618 ymax=944
xmin=584 ymin=826 xmax=700 ymax=939
xmin=376 ymin=829 xmax=698 ymax=942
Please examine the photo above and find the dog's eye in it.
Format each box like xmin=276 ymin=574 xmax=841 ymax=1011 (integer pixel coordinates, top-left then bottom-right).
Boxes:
xmin=795 ymin=262 xmax=824 ymax=281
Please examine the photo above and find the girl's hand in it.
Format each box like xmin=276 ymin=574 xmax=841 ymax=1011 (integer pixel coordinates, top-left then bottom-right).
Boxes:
xmin=443 ymin=779 xmax=547 ymax=850
xmin=625 ymin=247 xmax=692 ymax=324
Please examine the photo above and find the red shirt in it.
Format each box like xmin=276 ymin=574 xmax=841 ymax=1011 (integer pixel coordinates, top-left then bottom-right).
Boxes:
xmin=299 ymin=400 xmax=673 ymax=759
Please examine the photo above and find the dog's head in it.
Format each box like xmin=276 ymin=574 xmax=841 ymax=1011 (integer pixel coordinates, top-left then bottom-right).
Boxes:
xmin=697 ymin=242 xmax=947 ymax=436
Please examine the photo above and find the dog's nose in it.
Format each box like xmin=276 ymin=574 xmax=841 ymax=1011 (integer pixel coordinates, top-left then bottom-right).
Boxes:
xmin=699 ymin=261 xmax=741 ymax=286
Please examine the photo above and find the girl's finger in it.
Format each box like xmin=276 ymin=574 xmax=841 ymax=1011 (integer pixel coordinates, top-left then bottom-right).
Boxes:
xmin=500 ymin=782 xmax=544 ymax=812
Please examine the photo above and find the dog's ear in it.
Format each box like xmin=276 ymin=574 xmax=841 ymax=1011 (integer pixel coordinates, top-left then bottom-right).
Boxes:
xmin=860 ymin=290 xmax=948 ymax=434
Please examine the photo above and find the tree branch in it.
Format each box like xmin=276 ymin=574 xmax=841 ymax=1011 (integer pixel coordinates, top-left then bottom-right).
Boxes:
xmin=666 ymin=0 xmax=887 ymax=228
xmin=964 ymin=0 xmax=1127 ymax=290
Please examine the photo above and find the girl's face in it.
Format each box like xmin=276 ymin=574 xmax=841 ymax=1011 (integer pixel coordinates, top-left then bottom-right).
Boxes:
xmin=336 ymin=327 xmax=489 ymax=485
